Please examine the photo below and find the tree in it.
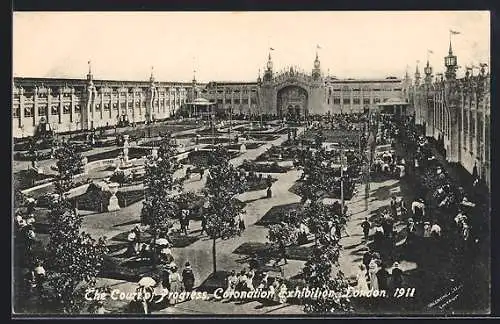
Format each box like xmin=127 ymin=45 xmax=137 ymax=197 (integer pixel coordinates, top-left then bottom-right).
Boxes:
xmin=204 ymin=146 xmax=247 ymax=274
xmin=267 ymin=222 xmax=298 ymax=265
xmin=141 ymin=136 xmax=183 ymax=266
xmin=53 ymin=142 xmax=85 ymax=195
xmin=40 ymin=145 xmax=107 ymax=313
xmin=301 ymin=201 xmax=352 ymax=313
xmin=43 ymin=196 xmax=108 ymax=313
xmin=297 ymin=148 xmax=335 ymax=202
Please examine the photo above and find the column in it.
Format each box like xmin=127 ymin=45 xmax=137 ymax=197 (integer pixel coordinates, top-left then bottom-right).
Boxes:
xmin=240 ymin=87 xmax=243 ymax=114
xmin=222 ymin=88 xmax=226 ymax=112
xmin=19 ymin=88 xmax=25 ymax=129
xmin=58 ymin=88 xmax=63 ymax=124
xmin=33 ymin=88 xmax=39 ymax=127
xmin=349 ymin=89 xmax=353 ymax=113
xmin=70 ymin=89 xmax=75 ymax=124
xmin=248 ymin=89 xmax=251 ymax=115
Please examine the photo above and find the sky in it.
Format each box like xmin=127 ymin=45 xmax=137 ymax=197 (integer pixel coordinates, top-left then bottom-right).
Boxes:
xmin=13 ymin=11 xmax=490 ymax=82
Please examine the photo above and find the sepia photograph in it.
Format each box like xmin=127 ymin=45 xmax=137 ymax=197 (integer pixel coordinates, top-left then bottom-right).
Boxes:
xmin=12 ymin=10 xmax=491 ymax=316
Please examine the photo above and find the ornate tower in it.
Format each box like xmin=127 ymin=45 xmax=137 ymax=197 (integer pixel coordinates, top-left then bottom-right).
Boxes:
xmin=444 ymin=40 xmax=458 ymax=80
xmin=263 ymin=52 xmax=273 ymax=82
xmin=414 ymin=62 xmax=421 ymax=87
xmin=147 ymin=66 xmax=156 ymax=123
xmin=312 ymin=52 xmax=321 ymax=80
xmin=424 ymin=60 xmax=433 ymax=87
xmin=191 ymin=69 xmax=198 ymax=100
xmin=83 ymin=60 xmax=96 ymax=130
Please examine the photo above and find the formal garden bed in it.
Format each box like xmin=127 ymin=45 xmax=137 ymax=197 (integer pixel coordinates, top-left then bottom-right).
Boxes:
xmin=180 ymin=150 xmax=243 ymax=168
xmin=240 ymin=160 xmax=292 ymax=174
xmin=246 ymin=175 xmax=278 ymax=191
xmin=110 ymin=230 xmax=200 ymax=249
xmin=254 ymin=202 xmax=303 ymax=226
xmin=246 ymin=134 xmax=280 ymax=141
xmin=288 ymin=180 xmax=356 ymax=201
xmin=86 ymin=147 xmax=151 ymax=163
xmin=69 ymin=184 xmax=145 ymax=212
xmin=225 ymin=142 xmax=263 ymax=150
xmin=197 ymin=137 xmax=233 ymax=144
xmin=14 ymin=170 xmax=55 ymax=190
xmin=255 ymin=145 xmax=304 ymax=162
xmin=233 ymin=242 xmax=313 ymax=262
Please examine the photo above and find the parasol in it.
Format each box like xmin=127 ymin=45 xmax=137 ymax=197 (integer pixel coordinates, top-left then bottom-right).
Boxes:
xmin=156 ymin=238 xmax=170 ymax=246
xmin=138 ymin=276 xmax=156 ymax=288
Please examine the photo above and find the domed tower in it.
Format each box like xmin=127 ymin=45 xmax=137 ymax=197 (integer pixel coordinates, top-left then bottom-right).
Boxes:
xmin=263 ymin=52 xmax=273 ymax=82
xmin=312 ymin=52 xmax=321 ymax=80
xmin=257 ymin=68 xmax=262 ymax=86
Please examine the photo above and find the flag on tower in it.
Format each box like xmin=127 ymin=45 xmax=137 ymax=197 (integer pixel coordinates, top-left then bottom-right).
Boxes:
xmin=317 ymin=44 xmax=321 ymax=49
xmin=450 ymin=29 xmax=461 ymax=35
xmin=270 ymin=47 xmax=275 ymax=51
xmin=428 ymin=49 xmax=434 ymax=54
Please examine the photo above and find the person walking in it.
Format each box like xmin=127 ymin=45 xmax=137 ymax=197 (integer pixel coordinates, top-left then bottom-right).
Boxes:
xmin=368 ymin=259 xmax=379 ymax=290
xmin=168 ymin=266 xmax=182 ymax=306
xmin=238 ymin=215 xmax=246 ymax=235
xmin=356 ymin=264 xmax=370 ymax=293
xmin=361 ymin=217 xmax=371 ymax=241
xmin=411 ymin=198 xmax=426 ymax=224
xmin=390 ymin=196 xmax=398 ymax=219
xmin=182 ymin=262 xmax=195 ymax=296
xmin=376 ymin=263 xmax=390 ymax=291
xmin=224 ymin=270 xmax=238 ymax=300
xmin=391 ymin=262 xmax=404 ymax=288
xmin=362 ymin=250 xmax=372 ymax=275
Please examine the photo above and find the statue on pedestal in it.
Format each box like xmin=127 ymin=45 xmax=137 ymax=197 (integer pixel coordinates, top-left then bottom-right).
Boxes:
xmin=107 ymin=182 xmax=121 ymax=211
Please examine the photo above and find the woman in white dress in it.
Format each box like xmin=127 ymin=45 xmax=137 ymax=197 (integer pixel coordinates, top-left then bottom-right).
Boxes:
xmin=368 ymin=259 xmax=379 ymax=290
xmin=356 ymin=264 xmax=369 ymax=293
xmin=246 ymin=269 xmax=255 ymax=291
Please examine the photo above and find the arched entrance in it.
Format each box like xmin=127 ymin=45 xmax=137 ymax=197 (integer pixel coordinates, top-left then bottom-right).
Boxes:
xmin=277 ymin=86 xmax=308 ymax=120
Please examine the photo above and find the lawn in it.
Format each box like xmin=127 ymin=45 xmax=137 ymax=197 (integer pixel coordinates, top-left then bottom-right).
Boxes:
xmin=254 ymin=202 xmax=303 ymax=226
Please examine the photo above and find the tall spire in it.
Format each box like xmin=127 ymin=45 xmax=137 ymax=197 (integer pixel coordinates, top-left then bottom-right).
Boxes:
xmin=150 ymin=66 xmax=155 ymax=83
xmin=449 ymin=40 xmax=453 ymax=55
xmin=86 ymin=60 xmax=93 ymax=83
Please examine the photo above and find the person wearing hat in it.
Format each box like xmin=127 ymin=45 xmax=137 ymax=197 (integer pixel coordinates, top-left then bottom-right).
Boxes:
xmin=168 ymin=265 xmax=182 ymax=306
xmin=423 ymin=222 xmax=431 ymax=238
xmin=258 ymin=272 xmax=269 ymax=290
xmin=237 ymin=270 xmax=249 ymax=292
xmin=430 ymin=222 xmax=442 ymax=238
xmin=411 ymin=198 xmax=425 ymax=224
xmin=391 ymin=262 xmax=403 ymax=288
xmin=182 ymin=262 xmax=195 ymax=295
xmin=225 ymin=270 xmax=238 ymax=299
xmin=360 ymin=217 xmax=371 ymax=241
